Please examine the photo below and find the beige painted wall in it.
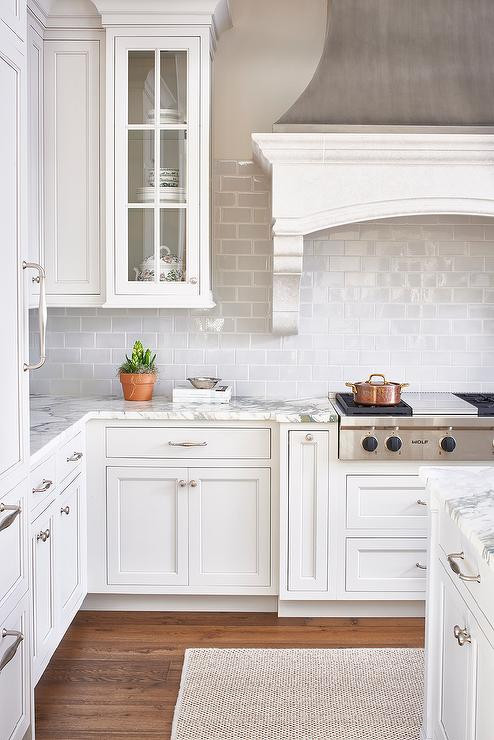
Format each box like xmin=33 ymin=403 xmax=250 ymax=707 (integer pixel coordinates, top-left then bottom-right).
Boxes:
xmin=213 ymin=0 xmax=327 ymax=160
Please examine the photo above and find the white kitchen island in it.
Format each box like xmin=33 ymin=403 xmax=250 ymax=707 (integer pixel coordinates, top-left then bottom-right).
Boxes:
xmin=421 ymin=466 xmax=494 ymax=740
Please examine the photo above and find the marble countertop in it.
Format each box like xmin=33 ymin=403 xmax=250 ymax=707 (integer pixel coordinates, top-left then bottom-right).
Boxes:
xmin=30 ymin=394 xmax=338 ymax=463
xmin=422 ymin=466 xmax=494 ymax=573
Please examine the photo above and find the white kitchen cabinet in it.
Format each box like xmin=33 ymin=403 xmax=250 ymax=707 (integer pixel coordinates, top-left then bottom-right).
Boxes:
xmin=345 ymin=537 xmax=427 ymax=594
xmin=0 ymin=0 xmax=26 ymax=44
xmin=473 ymin=619 xmax=494 ymax=740
xmin=0 ymin=594 xmax=31 ymax=740
xmin=106 ymin=466 xmax=189 ymax=586
xmin=31 ymin=503 xmax=56 ymax=684
xmin=189 ymin=468 xmax=271 ymax=587
xmin=43 ymin=38 xmax=103 ymax=305
xmin=56 ymin=475 xmax=85 ymax=634
xmin=0 ymin=481 xmax=28 ymax=617
xmin=346 ymin=474 xmax=428 ymax=531
xmin=0 ymin=22 xmax=28 ymax=494
xmin=287 ymin=431 xmax=329 ymax=592
xmin=105 ymin=29 xmax=213 ymax=308
xmin=27 ymin=17 xmax=44 ymax=310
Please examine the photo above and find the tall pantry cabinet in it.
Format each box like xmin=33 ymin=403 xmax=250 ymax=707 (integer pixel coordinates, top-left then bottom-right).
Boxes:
xmin=0 ymin=2 xmax=32 ymax=739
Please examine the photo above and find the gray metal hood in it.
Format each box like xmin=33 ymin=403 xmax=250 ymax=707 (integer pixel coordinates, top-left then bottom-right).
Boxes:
xmin=275 ymin=0 xmax=494 ymax=131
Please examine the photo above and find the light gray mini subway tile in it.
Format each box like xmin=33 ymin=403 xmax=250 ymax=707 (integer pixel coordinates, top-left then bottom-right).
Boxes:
xmin=454 ymin=225 xmax=486 ymax=240
xmin=48 ymin=317 xmax=81 ymax=332
xmin=469 ymin=241 xmax=494 ymax=256
xmin=49 ymin=348 xmax=81 ymax=363
xmin=80 ymin=317 xmax=112 ymax=332
xmin=65 ymin=332 xmax=95 ymax=348
xmin=313 ymin=240 xmax=345 ymax=255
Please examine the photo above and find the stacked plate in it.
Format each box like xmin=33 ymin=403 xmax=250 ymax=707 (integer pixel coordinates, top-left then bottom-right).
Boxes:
xmin=135 ymin=186 xmax=186 ymax=203
xmin=147 ymin=108 xmax=182 ymax=124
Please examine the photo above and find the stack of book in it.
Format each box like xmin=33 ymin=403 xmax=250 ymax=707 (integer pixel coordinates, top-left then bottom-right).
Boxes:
xmin=172 ymin=383 xmax=232 ymax=403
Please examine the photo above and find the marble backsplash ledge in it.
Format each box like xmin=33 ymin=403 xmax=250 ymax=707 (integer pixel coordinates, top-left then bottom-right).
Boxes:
xmin=29 ymin=160 xmax=494 ymax=399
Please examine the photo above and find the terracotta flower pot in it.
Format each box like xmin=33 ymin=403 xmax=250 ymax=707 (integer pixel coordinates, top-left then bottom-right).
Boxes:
xmin=120 ymin=372 xmax=156 ymax=401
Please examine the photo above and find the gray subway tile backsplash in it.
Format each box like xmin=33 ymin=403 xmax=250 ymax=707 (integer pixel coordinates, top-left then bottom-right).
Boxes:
xmin=29 ymin=159 xmax=494 ymax=398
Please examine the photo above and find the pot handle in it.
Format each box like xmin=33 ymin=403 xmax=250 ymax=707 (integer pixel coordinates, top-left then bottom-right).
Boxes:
xmin=345 ymin=382 xmax=357 ymax=393
xmin=399 ymin=382 xmax=410 ymax=389
xmin=367 ymin=373 xmax=387 ymax=384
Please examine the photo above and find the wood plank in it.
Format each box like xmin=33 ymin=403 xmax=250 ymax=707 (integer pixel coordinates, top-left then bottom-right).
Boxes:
xmin=35 ymin=611 xmax=425 ymax=739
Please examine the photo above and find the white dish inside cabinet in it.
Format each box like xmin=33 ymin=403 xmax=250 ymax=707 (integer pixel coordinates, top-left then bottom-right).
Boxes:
xmin=105 ymin=30 xmax=214 ymax=308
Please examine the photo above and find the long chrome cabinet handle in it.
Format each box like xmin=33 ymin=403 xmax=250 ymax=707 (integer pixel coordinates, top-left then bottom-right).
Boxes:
xmin=67 ymin=452 xmax=83 ymax=462
xmin=32 ymin=479 xmax=53 ymax=494
xmin=0 ymin=503 xmax=21 ymax=532
xmin=447 ymin=552 xmax=481 ymax=583
xmin=0 ymin=629 xmax=24 ymax=673
xmin=23 ymin=261 xmax=47 ymax=371
xmin=168 ymin=441 xmax=208 ymax=448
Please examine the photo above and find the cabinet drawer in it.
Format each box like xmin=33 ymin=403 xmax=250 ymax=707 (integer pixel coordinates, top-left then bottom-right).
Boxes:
xmin=30 ymin=455 xmax=57 ymax=515
xmin=0 ymin=482 xmax=27 ymax=614
xmin=0 ymin=594 xmax=30 ymax=740
xmin=346 ymin=538 xmax=428 ymax=593
xmin=346 ymin=475 xmax=428 ymax=530
xmin=106 ymin=427 xmax=271 ymax=460
xmin=57 ymin=431 xmax=84 ymax=483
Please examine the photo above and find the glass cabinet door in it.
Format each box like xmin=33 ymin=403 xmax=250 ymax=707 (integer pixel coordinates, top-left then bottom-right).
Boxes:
xmin=114 ymin=37 xmax=200 ymax=300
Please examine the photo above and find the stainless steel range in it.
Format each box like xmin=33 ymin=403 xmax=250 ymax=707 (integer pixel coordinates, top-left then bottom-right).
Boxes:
xmin=335 ymin=392 xmax=494 ymax=461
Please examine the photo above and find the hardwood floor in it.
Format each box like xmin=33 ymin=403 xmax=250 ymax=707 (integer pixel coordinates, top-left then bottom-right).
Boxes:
xmin=35 ymin=611 xmax=425 ymax=739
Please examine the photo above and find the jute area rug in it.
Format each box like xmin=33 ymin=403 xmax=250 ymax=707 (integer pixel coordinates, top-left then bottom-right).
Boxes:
xmin=171 ymin=647 xmax=424 ymax=740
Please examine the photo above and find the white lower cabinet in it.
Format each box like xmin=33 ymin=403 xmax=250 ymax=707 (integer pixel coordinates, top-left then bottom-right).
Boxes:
xmin=0 ymin=481 xmax=28 ymax=616
xmin=106 ymin=465 xmax=271 ymax=590
xmin=287 ymin=431 xmax=329 ymax=592
xmin=57 ymin=475 xmax=85 ymax=631
xmin=31 ymin=472 xmax=86 ymax=684
xmin=189 ymin=468 xmax=271 ymax=587
xmin=0 ymin=593 xmax=30 ymax=740
xmin=345 ymin=537 xmax=428 ymax=593
xmin=107 ymin=467 xmax=189 ymax=586
xmin=31 ymin=503 xmax=56 ymax=683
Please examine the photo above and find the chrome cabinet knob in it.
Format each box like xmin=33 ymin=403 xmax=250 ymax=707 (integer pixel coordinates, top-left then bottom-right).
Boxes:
xmin=305 ymin=434 xmax=313 ymax=442
xmin=189 ymin=480 xmax=198 ymax=488
xmin=453 ymin=624 xmax=471 ymax=646
xmin=37 ymin=528 xmax=50 ymax=542
xmin=60 ymin=506 xmax=70 ymax=515
xmin=189 ymin=277 xmax=198 ymax=284
xmin=178 ymin=480 xmax=187 ymax=488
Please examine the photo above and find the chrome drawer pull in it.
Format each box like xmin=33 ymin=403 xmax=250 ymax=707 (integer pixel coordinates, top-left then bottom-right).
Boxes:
xmin=416 ymin=562 xmax=427 ymax=570
xmin=0 ymin=503 xmax=21 ymax=532
xmin=67 ymin=452 xmax=83 ymax=462
xmin=453 ymin=624 xmax=471 ymax=647
xmin=0 ymin=629 xmax=24 ymax=673
xmin=36 ymin=528 xmax=50 ymax=542
xmin=60 ymin=506 xmax=70 ymax=515
xmin=416 ymin=499 xmax=427 ymax=506
xmin=32 ymin=479 xmax=53 ymax=494
xmin=168 ymin=441 xmax=208 ymax=448
xmin=447 ymin=552 xmax=481 ymax=583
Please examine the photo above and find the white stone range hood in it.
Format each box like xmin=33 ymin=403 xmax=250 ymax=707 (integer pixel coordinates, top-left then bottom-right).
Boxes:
xmin=253 ymin=132 xmax=494 ymax=334
xmin=252 ymin=0 xmax=494 ymax=334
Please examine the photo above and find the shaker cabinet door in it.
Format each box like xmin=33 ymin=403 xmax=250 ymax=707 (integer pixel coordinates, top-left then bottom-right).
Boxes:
xmin=106 ymin=467 xmax=188 ymax=586
xmin=31 ymin=506 xmax=56 ymax=684
xmin=287 ymin=431 xmax=329 ymax=592
xmin=56 ymin=474 xmax=85 ymax=633
xmin=44 ymin=39 xmax=102 ymax=302
xmin=188 ymin=467 xmax=271 ymax=588
xmin=0 ymin=32 xmax=27 ymax=492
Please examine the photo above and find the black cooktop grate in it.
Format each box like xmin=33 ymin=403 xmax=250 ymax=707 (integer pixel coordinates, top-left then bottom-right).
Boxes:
xmin=454 ymin=393 xmax=494 ymax=417
xmin=334 ymin=393 xmax=413 ymax=416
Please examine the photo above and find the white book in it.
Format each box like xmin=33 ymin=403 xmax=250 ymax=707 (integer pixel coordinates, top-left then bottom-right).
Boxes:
xmin=172 ymin=384 xmax=232 ymax=403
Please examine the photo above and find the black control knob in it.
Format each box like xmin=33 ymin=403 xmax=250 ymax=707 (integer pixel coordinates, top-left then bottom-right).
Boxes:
xmin=362 ymin=436 xmax=378 ymax=453
xmin=440 ymin=436 xmax=456 ymax=453
xmin=386 ymin=436 xmax=402 ymax=452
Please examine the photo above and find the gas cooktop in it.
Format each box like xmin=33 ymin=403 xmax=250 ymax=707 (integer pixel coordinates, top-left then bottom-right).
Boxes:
xmin=334 ymin=392 xmax=487 ymax=417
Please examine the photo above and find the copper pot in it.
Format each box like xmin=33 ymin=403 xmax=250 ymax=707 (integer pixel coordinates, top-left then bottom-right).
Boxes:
xmin=345 ymin=373 xmax=409 ymax=406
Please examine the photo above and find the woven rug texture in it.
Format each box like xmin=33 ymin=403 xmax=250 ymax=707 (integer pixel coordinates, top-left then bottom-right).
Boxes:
xmin=171 ymin=647 xmax=424 ymax=740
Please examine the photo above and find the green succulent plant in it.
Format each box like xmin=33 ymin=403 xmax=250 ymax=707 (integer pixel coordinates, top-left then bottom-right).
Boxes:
xmin=118 ymin=340 xmax=157 ymax=375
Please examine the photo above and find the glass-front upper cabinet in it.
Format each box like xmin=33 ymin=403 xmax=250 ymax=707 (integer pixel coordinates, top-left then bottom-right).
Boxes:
xmin=108 ymin=33 xmax=213 ymax=308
